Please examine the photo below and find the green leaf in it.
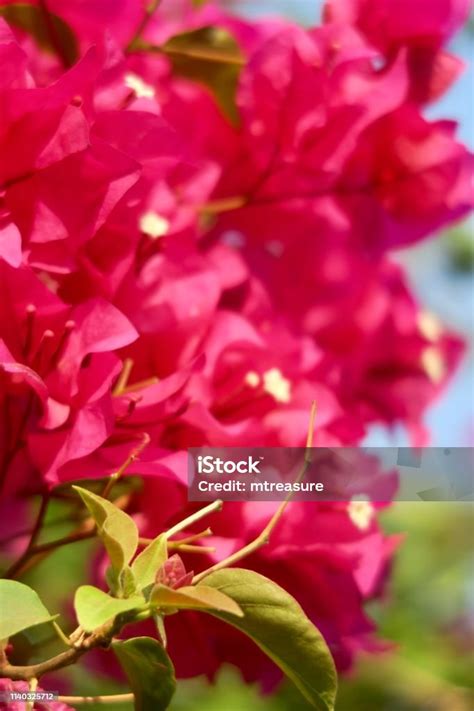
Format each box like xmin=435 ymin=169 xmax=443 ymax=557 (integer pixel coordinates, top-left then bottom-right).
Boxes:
xmin=150 ymin=584 xmax=243 ymax=617
xmin=0 ymin=3 xmax=78 ymax=66
xmin=74 ymin=585 xmax=145 ymax=633
xmin=201 ymin=569 xmax=337 ymax=711
xmin=132 ymin=535 xmax=167 ymax=591
xmin=73 ymin=486 xmax=139 ymax=574
xmin=112 ymin=637 xmax=176 ymax=711
xmin=119 ymin=565 xmax=139 ymax=598
xmin=162 ymin=26 xmax=243 ymax=124
xmin=0 ymin=580 xmax=56 ymax=641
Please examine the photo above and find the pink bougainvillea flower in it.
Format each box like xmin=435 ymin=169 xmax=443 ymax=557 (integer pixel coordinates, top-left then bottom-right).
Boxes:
xmin=203 ymin=25 xmax=472 ymax=254
xmin=0 ymin=210 xmax=21 ymax=267
xmin=324 ymin=0 xmax=471 ymax=50
xmin=148 ymin=1 xmax=291 ymax=56
xmin=27 ymin=297 xmax=138 ymax=485
xmin=323 ymin=0 xmax=471 ymax=102
xmin=0 ymin=35 xmax=97 ymax=268
xmin=338 ymin=107 xmax=474 ymax=249
xmin=6 ymin=143 xmax=141 ymax=274
xmin=0 ymin=0 xmax=472 ymax=692
xmin=156 ymin=553 xmax=194 ymax=588
xmin=0 ymin=19 xmax=30 ymax=88
xmin=114 ymin=251 xmax=223 ymax=377
xmin=211 ymin=24 xmax=410 ymax=203
xmin=0 ymin=262 xmax=139 ymax=492
xmin=0 ymin=48 xmax=96 ymax=187
xmin=170 ymin=309 xmax=358 ymax=447
xmin=207 ymin=208 xmax=464 ymax=440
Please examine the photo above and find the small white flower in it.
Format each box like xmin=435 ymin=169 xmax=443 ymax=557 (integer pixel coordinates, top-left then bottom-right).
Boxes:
xmin=124 ymin=72 xmax=155 ymax=99
xmin=263 ymin=368 xmax=291 ymax=403
xmin=139 ymin=212 xmax=170 ymax=239
xmin=348 ymin=497 xmax=374 ymax=531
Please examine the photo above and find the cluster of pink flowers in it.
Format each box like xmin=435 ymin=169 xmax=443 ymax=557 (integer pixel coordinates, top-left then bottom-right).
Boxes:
xmin=0 ymin=0 xmax=472 ymax=690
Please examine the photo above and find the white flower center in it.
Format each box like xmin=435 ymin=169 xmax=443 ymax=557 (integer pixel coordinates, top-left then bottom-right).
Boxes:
xmin=348 ymin=498 xmax=374 ymax=531
xmin=124 ymin=73 xmax=155 ymax=99
xmin=139 ymin=212 xmax=169 ymax=239
xmin=417 ymin=311 xmax=442 ymax=342
xmin=263 ymin=368 xmax=291 ymax=403
xmin=421 ymin=347 xmax=445 ymax=383
xmin=245 ymin=371 xmax=260 ymax=388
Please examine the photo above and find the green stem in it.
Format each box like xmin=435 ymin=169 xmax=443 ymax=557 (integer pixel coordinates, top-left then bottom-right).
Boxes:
xmin=52 ymin=621 xmax=74 ymax=648
xmin=0 ymin=647 xmax=85 ymax=681
xmin=160 ymin=43 xmax=244 ymax=65
xmin=200 ymin=196 xmax=247 ymax=215
xmin=0 ymin=616 xmax=120 ymax=681
xmin=4 ymin=494 xmax=50 ymax=578
xmin=101 ymin=433 xmax=150 ymax=499
xmin=58 ymin=694 xmax=135 ymax=705
xmin=193 ymin=401 xmax=316 ymax=583
xmin=4 ymin=488 xmax=132 ymax=579
xmin=4 ymin=528 xmax=96 ymax=580
xmin=164 ymin=500 xmax=223 ymax=540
